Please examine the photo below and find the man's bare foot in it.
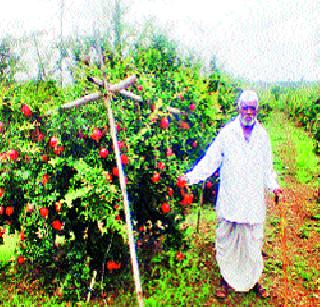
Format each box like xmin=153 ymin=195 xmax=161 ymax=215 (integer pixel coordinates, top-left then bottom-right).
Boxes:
xmin=253 ymin=282 xmax=268 ymax=299
xmin=216 ymin=278 xmax=230 ymax=299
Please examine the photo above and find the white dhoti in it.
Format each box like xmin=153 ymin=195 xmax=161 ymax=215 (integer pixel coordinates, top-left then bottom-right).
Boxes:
xmin=216 ymin=218 xmax=264 ymax=292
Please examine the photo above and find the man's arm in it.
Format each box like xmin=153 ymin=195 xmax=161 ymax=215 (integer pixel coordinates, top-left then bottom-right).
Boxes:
xmin=184 ymin=131 xmax=224 ymax=185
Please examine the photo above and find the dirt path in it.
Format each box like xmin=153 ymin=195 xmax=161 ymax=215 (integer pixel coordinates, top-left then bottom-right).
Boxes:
xmin=191 ymin=111 xmax=319 ymax=306
xmin=264 ymin=112 xmax=319 ymax=306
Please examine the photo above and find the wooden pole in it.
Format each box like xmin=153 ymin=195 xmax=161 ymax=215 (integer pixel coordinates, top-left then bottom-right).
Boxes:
xmin=278 ymin=193 xmax=288 ymax=306
xmin=103 ymin=82 xmax=144 ymax=307
xmin=87 ymin=270 xmax=97 ymax=304
xmin=44 ymin=71 xmax=144 ymax=304
xmin=197 ymin=182 xmax=205 ymax=233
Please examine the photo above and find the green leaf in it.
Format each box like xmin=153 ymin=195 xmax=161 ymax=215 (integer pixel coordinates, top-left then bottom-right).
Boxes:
xmin=312 ymin=214 xmax=320 ymax=221
xmin=63 ymin=187 xmax=92 ymax=208
xmin=14 ymin=170 xmax=31 ymax=181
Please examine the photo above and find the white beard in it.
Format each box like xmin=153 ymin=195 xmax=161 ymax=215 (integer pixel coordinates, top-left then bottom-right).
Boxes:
xmin=240 ymin=115 xmax=257 ymax=127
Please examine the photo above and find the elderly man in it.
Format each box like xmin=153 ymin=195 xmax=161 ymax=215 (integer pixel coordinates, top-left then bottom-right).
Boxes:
xmin=183 ymin=90 xmax=282 ymax=299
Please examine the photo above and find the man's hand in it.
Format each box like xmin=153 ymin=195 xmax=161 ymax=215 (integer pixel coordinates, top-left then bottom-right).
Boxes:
xmin=272 ymin=188 xmax=282 ymax=196
xmin=273 ymin=188 xmax=283 ymax=204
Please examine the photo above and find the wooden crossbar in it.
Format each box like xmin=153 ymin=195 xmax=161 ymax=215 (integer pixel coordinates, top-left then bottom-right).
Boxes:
xmin=45 ymin=75 xmax=142 ymax=116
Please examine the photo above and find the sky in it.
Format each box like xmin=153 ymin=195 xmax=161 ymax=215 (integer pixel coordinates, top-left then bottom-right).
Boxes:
xmin=0 ymin=0 xmax=319 ymax=82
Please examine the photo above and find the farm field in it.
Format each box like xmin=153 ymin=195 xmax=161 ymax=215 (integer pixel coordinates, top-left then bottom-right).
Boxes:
xmin=0 ymin=104 xmax=318 ymax=306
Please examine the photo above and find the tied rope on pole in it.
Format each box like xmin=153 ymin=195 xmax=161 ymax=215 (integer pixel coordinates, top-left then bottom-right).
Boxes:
xmin=103 ymin=82 xmax=144 ymax=307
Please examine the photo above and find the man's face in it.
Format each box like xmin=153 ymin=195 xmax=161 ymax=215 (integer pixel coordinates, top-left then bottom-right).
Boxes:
xmin=239 ymin=100 xmax=258 ymax=127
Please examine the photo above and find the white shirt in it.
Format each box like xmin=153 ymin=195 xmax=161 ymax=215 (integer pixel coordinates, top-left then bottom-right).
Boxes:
xmin=185 ymin=115 xmax=279 ymax=223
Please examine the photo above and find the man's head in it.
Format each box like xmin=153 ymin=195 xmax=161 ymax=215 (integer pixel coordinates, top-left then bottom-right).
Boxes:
xmin=237 ymin=90 xmax=259 ymax=127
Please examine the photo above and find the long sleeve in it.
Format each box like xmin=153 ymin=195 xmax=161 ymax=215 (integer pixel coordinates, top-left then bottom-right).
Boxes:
xmin=185 ymin=131 xmax=224 ymax=185
xmin=263 ymin=134 xmax=280 ymax=192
